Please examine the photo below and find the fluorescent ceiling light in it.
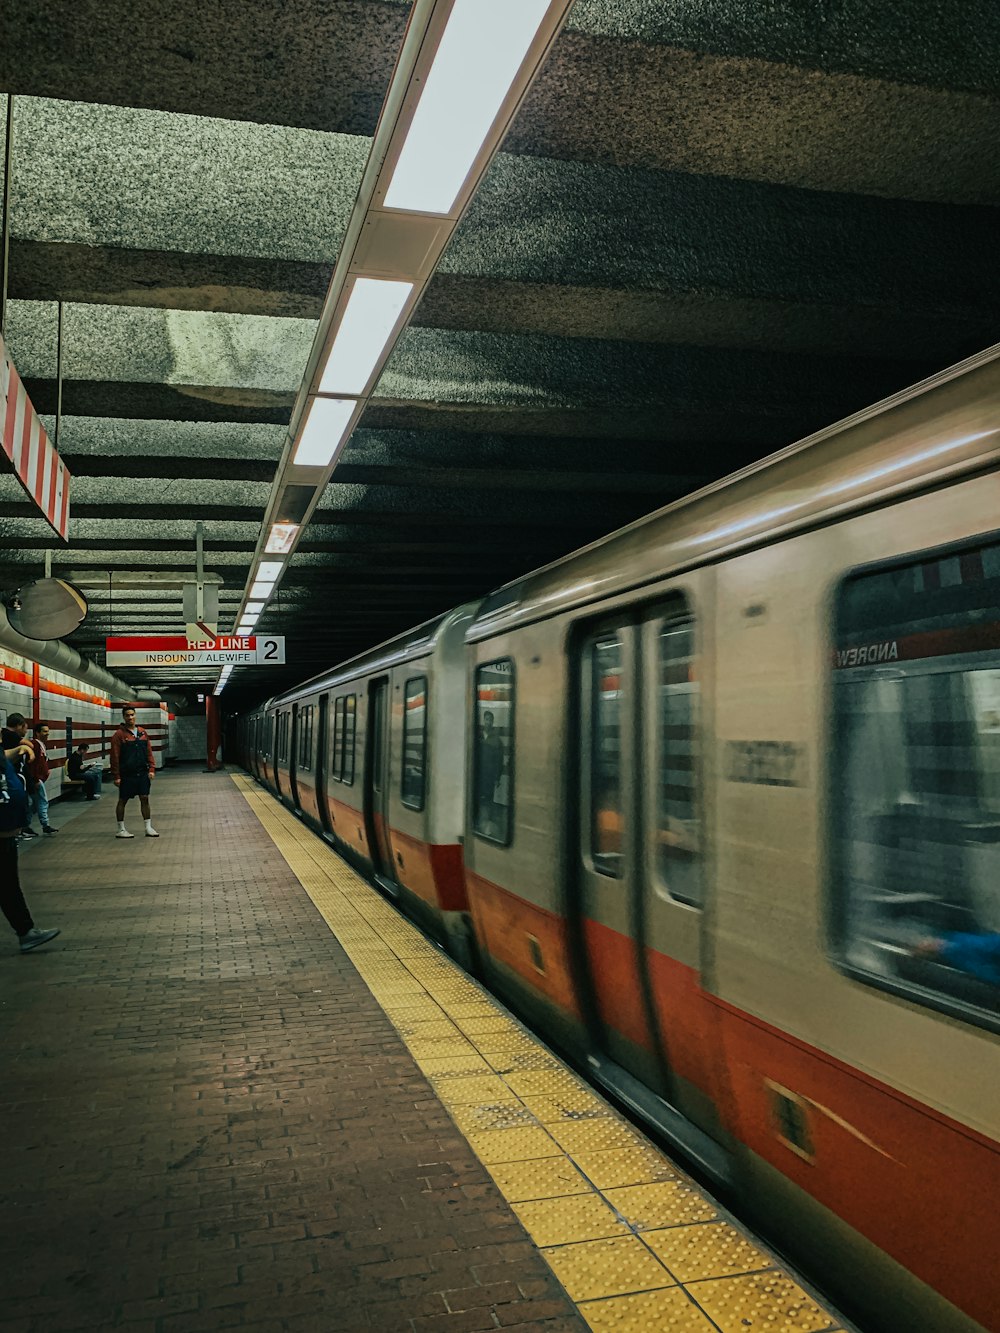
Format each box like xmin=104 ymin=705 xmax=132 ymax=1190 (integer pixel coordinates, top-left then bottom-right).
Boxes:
xmin=293 ymin=396 xmax=357 ymax=468
xmin=256 ymin=561 xmax=284 ymax=582
xmin=317 ymin=279 xmax=413 ymax=395
xmin=384 ymin=0 xmax=551 ymax=215
xmin=245 ymin=602 xmax=264 ymax=615
xmin=266 ymin=523 xmax=299 ymax=554
xmin=249 ymin=580 xmax=275 ymax=600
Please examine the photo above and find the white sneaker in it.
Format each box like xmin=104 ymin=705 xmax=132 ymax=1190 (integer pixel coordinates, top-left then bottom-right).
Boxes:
xmin=116 ymin=828 xmax=134 ymax=839
xmin=145 ymin=826 xmax=159 ymax=838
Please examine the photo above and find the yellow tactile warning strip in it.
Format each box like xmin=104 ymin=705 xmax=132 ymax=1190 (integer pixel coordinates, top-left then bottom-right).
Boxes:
xmin=233 ymin=775 xmax=844 ymax=1333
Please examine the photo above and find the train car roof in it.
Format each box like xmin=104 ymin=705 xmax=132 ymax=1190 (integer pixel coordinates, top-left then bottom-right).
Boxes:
xmin=469 ymin=342 xmax=1000 ymax=641
xmin=264 ymin=601 xmax=481 ymax=709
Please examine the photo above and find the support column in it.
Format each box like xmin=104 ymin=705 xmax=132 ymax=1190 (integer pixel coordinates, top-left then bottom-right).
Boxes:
xmin=205 ymin=694 xmax=223 ymax=771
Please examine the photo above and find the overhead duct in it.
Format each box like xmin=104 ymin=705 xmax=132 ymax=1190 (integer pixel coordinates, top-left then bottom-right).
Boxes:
xmin=0 ymin=604 xmax=161 ymax=704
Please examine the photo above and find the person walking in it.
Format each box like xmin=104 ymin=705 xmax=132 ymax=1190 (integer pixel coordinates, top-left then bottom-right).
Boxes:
xmin=1 ymin=734 xmax=60 ymax=952
xmin=1 ymin=713 xmax=36 ymax=839
xmin=67 ymin=742 xmax=103 ymax=800
xmin=27 ymin=722 xmax=58 ymax=835
xmin=110 ymin=705 xmax=159 ymax=838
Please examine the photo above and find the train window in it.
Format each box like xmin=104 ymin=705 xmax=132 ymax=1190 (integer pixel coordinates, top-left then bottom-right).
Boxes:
xmin=344 ymin=694 xmax=356 ymax=784
xmin=277 ymin=712 xmax=289 ymax=763
xmin=332 ymin=697 xmax=344 ymax=780
xmin=834 ymin=538 xmax=1000 ymax=1023
xmin=473 ymin=659 xmax=514 ymax=844
xmin=298 ymin=706 xmax=313 ymax=770
xmin=658 ymin=616 xmax=702 ymax=907
xmin=402 ymin=677 xmax=428 ymax=811
xmin=589 ymin=637 xmax=623 ymax=876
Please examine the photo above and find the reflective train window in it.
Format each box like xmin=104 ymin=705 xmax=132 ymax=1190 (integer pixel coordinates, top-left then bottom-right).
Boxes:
xmin=330 ymin=695 xmax=356 ymax=784
xmin=343 ymin=694 xmax=356 ymax=784
xmin=834 ymin=538 xmax=1000 ymax=1021
xmin=589 ymin=637 xmax=623 ymax=876
xmin=298 ymin=706 xmax=313 ymax=770
xmin=402 ymin=677 xmax=428 ymax=810
xmin=473 ymin=660 xmax=514 ymax=844
xmin=658 ymin=617 xmax=702 ymax=906
xmin=332 ymin=698 xmax=344 ymax=778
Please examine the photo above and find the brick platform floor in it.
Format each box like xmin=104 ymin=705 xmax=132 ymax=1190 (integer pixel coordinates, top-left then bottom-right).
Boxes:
xmin=1 ymin=770 xmax=585 ymax=1333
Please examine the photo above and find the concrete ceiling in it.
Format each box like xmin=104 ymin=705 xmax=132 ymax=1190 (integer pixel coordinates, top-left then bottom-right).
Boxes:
xmin=2 ymin=1 xmax=999 ymax=702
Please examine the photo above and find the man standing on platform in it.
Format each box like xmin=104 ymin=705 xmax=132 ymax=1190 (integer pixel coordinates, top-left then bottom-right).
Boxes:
xmin=26 ymin=722 xmax=58 ymax=835
xmin=110 ymin=705 xmax=159 ymax=839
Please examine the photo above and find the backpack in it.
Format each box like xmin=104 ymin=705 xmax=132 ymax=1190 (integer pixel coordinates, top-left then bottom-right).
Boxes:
xmin=0 ymin=755 xmax=28 ymax=832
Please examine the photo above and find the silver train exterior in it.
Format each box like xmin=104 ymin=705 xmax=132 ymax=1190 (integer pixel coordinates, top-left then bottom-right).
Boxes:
xmin=240 ymin=343 xmax=1000 ymax=1333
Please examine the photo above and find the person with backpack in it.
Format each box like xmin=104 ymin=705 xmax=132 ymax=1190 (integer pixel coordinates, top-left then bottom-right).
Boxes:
xmin=110 ymin=704 xmax=159 ymax=839
xmin=1 ymin=735 xmax=60 ymax=952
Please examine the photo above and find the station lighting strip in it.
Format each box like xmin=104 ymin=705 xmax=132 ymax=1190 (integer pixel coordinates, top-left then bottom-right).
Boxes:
xmin=216 ymin=0 xmax=575 ymax=693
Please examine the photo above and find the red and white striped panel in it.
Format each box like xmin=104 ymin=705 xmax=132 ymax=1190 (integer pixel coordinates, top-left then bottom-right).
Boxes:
xmin=0 ymin=332 xmax=71 ymax=540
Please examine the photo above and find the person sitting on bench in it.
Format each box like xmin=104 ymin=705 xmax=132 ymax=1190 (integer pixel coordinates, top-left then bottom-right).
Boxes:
xmin=67 ymin=742 xmax=103 ymax=800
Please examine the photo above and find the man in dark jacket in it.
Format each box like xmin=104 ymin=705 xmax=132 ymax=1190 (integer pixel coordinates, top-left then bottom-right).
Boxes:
xmin=110 ymin=705 xmax=159 ymax=838
xmin=1 ymin=736 xmax=60 ymax=952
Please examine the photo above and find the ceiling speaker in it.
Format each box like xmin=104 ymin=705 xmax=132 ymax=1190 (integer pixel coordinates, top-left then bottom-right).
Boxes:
xmin=7 ymin=578 xmax=88 ymax=640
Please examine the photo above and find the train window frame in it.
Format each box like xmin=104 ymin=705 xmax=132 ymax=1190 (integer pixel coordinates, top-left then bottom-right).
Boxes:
xmin=332 ymin=696 xmax=345 ymax=781
xmin=472 ymin=658 xmax=516 ymax=847
xmin=401 ymin=675 xmax=428 ymax=812
xmin=343 ymin=693 xmax=357 ymax=785
xmin=829 ymin=532 xmax=1000 ymax=1037
xmin=298 ymin=705 xmax=313 ymax=771
xmin=584 ymin=632 xmax=626 ymax=879
xmin=654 ymin=609 xmax=703 ymax=909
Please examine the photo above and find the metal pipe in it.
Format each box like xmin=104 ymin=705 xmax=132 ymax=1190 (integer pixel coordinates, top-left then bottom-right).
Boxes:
xmin=0 ymin=603 xmax=160 ymax=703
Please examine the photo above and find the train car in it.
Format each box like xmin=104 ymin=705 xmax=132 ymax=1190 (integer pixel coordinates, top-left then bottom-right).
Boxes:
xmin=463 ymin=344 xmax=1000 ymax=1333
xmin=242 ymin=343 xmax=1000 ymax=1333
xmin=252 ymin=604 xmax=479 ymax=963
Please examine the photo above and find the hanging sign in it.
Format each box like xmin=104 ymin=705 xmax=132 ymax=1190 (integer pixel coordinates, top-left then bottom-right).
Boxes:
xmin=106 ymin=635 xmax=286 ymax=667
xmin=0 ymin=332 xmax=71 ymax=540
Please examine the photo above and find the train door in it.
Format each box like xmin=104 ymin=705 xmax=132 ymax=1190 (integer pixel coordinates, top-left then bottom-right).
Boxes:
xmin=316 ymin=694 xmax=332 ymax=836
xmin=289 ymin=703 xmax=301 ymax=809
xmin=637 ymin=596 xmax=725 ymax=1136
xmin=263 ymin=713 xmax=274 ymax=786
xmin=273 ymin=710 xmax=285 ymax=795
xmin=364 ymin=678 xmax=396 ymax=890
xmin=575 ymin=617 xmax=664 ymax=1092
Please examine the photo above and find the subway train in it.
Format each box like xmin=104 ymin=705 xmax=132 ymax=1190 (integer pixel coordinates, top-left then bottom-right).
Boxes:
xmin=238 ymin=344 xmax=1000 ymax=1333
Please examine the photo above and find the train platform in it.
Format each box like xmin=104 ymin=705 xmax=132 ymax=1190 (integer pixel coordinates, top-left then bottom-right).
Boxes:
xmin=2 ymin=770 xmax=847 ymax=1333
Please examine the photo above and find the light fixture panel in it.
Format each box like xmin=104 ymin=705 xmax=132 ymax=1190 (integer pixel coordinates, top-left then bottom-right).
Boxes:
xmin=256 ymin=561 xmax=284 ymax=582
xmin=293 ymin=397 xmax=358 ymax=468
xmin=265 ymin=523 xmax=299 ymax=554
xmin=317 ymin=278 xmax=413 ymax=395
xmin=384 ymin=0 xmax=552 ymax=215
xmin=249 ymin=580 xmax=275 ymax=600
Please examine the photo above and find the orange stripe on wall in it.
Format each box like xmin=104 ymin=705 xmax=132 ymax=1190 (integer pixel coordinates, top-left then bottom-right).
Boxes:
xmin=40 ymin=679 xmax=109 ymax=705
xmin=0 ymin=665 xmax=33 ymax=688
